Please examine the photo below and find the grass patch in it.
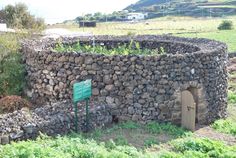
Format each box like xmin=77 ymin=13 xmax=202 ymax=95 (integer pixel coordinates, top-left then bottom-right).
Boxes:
xmin=0 ymin=134 xmax=143 ymax=158
xmin=119 ymin=121 xmax=141 ymax=129
xmin=1 ymin=133 xmax=236 ymax=158
xmin=144 ymin=137 xmax=159 ymax=147
xmin=145 ymin=122 xmax=189 ymax=137
xmin=85 ymin=121 xmax=190 ymax=149
xmin=212 ymin=119 xmax=236 ymax=136
xmin=0 ymin=121 xmax=235 ymax=157
xmin=0 ymin=33 xmax=26 ymax=97
xmin=228 ymin=105 xmax=236 ymax=121
xmin=177 ymin=29 xmax=236 ymax=52
xmin=50 ymin=16 xmax=236 ymax=52
xmin=208 ymin=88 xmax=236 ymax=155
xmin=228 ymin=90 xmax=236 ymax=105
xmin=0 ymin=33 xmax=21 ymax=53
xmin=170 ymin=137 xmax=236 ymax=157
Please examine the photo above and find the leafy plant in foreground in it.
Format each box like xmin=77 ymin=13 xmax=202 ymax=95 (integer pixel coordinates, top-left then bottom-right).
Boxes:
xmin=170 ymin=137 xmax=236 ymax=157
xmin=1 ymin=131 xmax=236 ymax=157
xmin=212 ymin=119 xmax=236 ymax=136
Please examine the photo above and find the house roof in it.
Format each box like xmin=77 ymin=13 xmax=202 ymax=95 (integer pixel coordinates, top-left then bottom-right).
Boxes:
xmin=128 ymin=13 xmax=145 ymax=16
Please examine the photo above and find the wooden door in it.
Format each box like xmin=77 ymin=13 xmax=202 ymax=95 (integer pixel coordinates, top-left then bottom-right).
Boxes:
xmin=181 ymin=90 xmax=196 ymax=131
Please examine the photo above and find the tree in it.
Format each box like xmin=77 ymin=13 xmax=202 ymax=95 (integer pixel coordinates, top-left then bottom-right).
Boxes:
xmin=1 ymin=3 xmax=45 ymax=31
xmin=218 ymin=20 xmax=234 ymax=30
xmin=0 ymin=10 xmax=6 ymax=22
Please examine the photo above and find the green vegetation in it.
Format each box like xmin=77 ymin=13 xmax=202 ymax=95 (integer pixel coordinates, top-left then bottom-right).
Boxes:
xmin=0 ymin=33 xmax=26 ymax=97
xmin=227 ymin=70 xmax=236 ymax=121
xmin=89 ymin=121 xmax=189 ymax=139
xmin=0 ymin=3 xmax=45 ymax=31
xmin=51 ymin=16 xmax=236 ymax=52
xmin=178 ymin=29 xmax=236 ymax=52
xmin=228 ymin=90 xmax=236 ymax=104
xmin=125 ymin=0 xmax=236 ymax=18
xmin=71 ymin=0 xmax=236 ymax=23
xmin=218 ymin=20 xmax=234 ymax=30
xmin=0 ymin=134 xmax=143 ymax=158
xmin=0 ymin=3 xmax=45 ymax=97
xmin=85 ymin=121 xmax=190 ymax=149
xmin=53 ymin=40 xmax=166 ymax=55
xmin=212 ymin=119 xmax=236 ymax=136
xmin=0 ymin=53 xmax=26 ymax=96
xmin=170 ymin=137 xmax=236 ymax=157
xmin=145 ymin=122 xmax=188 ymax=137
xmin=214 ymin=70 xmax=236 ymax=136
xmin=1 ymin=122 xmax=236 ymax=158
xmin=144 ymin=137 xmax=159 ymax=147
xmin=74 ymin=11 xmax=128 ymax=23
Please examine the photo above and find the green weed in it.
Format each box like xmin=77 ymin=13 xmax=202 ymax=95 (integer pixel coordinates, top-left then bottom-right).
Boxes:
xmin=0 ymin=53 xmax=26 ymax=96
xmin=0 ymin=134 xmax=143 ymax=158
xmin=212 ymin=119 xmax=236 ymax=136
xmin=171 ymin=137 xmax=236 ymax=157
xmin=228 ymin=90 xmax=236 ymax=105
xmin=145 ymin=122 xmax=190 ymax=138
xmin=119 ymin=121 xmax=140 ymax=129
xmin=144 ymin=137 xmax=159 ymax=147
xmin=2 ymin=133 xmax=236 ymax=158
xmin=114 ymin=135 xmax=129 ymax=146
xmin=0 ymin=33 xmax=27 ymax=97
xmin=52 ymin=40 xmax=166 ymax=56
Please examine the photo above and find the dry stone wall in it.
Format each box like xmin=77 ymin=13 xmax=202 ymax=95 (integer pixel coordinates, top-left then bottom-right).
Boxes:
xmin=21 ymin=35 xmax=228 ymax=126
xmin=0 ymin=101 xmax=112 ymax=144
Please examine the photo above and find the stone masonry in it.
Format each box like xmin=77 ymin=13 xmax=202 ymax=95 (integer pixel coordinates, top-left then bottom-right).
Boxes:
xmin=21 ymin=35 xmax=228 ymax=126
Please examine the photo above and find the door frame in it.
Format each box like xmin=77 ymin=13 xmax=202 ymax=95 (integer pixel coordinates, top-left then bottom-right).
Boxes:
xmin=181 ymin=89 xmax=197 ymax=131
xmin=172 ymin=82 xmax=208 ymax=128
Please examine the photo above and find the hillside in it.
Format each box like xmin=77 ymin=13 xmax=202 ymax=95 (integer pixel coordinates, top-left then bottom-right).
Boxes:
xmin=125 ymin=0 xmax=236 ymax=18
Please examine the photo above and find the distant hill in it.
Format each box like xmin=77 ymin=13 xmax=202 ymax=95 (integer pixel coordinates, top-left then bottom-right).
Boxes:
xmin=125 ymin=0 xmax=236 ymax=18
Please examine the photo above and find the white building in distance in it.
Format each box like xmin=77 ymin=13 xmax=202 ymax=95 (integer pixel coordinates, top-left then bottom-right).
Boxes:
xmin=127 ymin=13 xmax=148 ymax=21
xmin=0 ymin=23 xmax=7 ymax=31
xmin=0 ymin=21 xmax=15 ymax=32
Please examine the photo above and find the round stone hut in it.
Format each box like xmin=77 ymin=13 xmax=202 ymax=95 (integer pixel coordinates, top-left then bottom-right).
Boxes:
xmin=21 ymin=35 xmax=228 ymax=131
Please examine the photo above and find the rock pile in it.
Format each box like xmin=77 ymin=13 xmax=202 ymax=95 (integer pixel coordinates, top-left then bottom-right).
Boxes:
xmin=0 ymin=101 xmax=112 ymax=144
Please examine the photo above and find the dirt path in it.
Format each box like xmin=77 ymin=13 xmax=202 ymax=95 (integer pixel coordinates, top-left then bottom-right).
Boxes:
xmin=228 ymin=57 xmax=236 ymax=74
xmin=195 ymin=126 xmax=236 ymax=145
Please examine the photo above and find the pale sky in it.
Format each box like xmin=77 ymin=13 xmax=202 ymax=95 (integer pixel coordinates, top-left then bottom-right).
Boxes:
xmin=0 ymin=0 xmax=138 ymax=24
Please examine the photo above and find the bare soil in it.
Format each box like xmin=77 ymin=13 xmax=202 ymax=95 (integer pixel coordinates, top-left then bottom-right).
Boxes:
xmin=195 ymin=126 xmax=236 ymax=145
xmin=228 ymin=57 xmax=236 ymax=74
xmin=97 ymin=128 xmax=174 ymax=149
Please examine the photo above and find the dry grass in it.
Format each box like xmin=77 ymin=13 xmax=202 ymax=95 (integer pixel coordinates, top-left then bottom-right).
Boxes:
xmin=0 ymin=95 xmax=31 ymax=113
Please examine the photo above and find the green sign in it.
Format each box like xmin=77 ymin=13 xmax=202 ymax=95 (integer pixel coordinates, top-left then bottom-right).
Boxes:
xmin=73 ymin=79 xmax=92 ymax=103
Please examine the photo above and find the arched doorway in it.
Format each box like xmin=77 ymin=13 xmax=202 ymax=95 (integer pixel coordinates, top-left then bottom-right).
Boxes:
xmin=181 ymin=90 xmax=196 ymax=131
xmin=172 ymin=83 xmax=208 ymax=131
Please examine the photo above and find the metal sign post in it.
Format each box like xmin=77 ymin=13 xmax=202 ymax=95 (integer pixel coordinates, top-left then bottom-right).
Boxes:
xmin=73 ymin=79 xmax=92 ymax=132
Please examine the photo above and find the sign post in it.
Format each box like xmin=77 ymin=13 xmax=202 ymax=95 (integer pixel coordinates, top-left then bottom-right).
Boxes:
xmin=73 ymin=79 xmax=92 ymax=132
